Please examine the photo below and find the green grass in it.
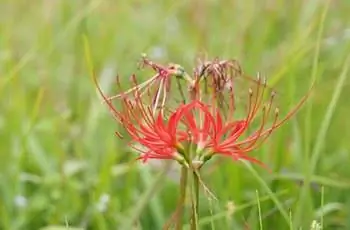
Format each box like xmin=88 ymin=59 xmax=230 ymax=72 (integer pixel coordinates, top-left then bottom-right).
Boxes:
xmin=1 ymin=0 xmax=350 ymax=229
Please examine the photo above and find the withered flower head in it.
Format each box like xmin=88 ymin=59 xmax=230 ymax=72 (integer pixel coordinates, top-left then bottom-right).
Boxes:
xmin=195 ymin=58 xmax=242 ymax=93
xmin=105 ymin=54 xmax=193 ymax=113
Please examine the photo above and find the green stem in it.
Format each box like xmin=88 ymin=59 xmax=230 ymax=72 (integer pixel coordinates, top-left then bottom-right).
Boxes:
xmin=191 ymin=170 xmax=200 ymax=230
xmin=176 ymin=77 xmax=187 ymax=104
xmin=175 ymin=166 xmax=188 ymax=230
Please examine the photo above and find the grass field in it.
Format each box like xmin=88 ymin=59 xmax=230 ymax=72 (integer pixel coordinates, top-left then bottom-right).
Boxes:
xmin=1 ymin=0 xmax=350 ymax=229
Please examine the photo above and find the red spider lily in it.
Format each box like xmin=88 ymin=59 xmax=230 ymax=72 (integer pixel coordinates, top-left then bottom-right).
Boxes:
xmin=94 ymin=74 xmax=190 ymax=163
xmin=94 ymin=58 xmax=310 ymax=167
xmin=126 ymin=105 xmax=189 ymax=163
xmin=180 ymin=75 xmax=311 ymax=167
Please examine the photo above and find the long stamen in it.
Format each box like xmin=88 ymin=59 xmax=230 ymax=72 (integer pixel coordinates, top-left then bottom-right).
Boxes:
xmin=152 ymin=78 xmax=164 ymax=115
xmin=235 ymin=105 xmax=268 ymax=148
xmin=93 ymin=74 xmax=124 ymax=124
xmin=106 ymin=75 xmax=157 ymax=101
xmin=227 ymin=87 xmax=235 ymax=123
xmin=248 ymin=74 xmax=263 ymax=121
xmin=237 ymin=108 xmax=279 ymax=152
xmin=135 ymin=92 xmax=154 ymax=126
xmin=246 ymin=88 xmax=254 ymax=122
xmin=160 ymin=81 xmax=168 ymax=115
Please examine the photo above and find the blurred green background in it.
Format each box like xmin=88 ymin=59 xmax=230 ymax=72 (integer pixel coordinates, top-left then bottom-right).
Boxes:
xmin=1 ymin=0 xmax=350 ymax=229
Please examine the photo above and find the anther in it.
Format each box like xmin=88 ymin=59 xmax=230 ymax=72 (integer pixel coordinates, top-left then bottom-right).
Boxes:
xmin=256 ymin=72 xmax=261 ymax=81
xmin=249 ymin=88 xmax=253 ymax=95
xmin=271 ymin=91 xmax=276 ymax=98
xmin=115 ymin=131 xmax=124 ymax=139
xmin=275 ymin=107 xmax=279 ymax=115
xmin=130 ymin=74 xmax=137 ymax=83
xmin=262 ymin=77 xmax=267 ymax=86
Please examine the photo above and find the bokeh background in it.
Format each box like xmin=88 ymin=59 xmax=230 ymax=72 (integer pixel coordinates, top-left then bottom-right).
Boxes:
xmin=1 ymin=0 xmax=350 ymax=229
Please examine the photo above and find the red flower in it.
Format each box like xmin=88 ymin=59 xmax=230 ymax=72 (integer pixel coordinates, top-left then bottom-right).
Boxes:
xmin=179 ymin=100 xmax=266 ymax=166
xmin=94 ymin=74 xmax=190 ymax=163
xmin=124 ymin=102 xmax=189 ymax=162
xmin=180 ymin=75 xmax=310 ymax=167
xmin=94 ymin=58 xmax=310 ymax=167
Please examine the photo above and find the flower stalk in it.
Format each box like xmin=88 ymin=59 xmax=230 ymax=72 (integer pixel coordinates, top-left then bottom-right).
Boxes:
xmin=175 ymin=166 xmax=188 ymax=230
xmin=190 ymin=170 xmax=200 ymax=230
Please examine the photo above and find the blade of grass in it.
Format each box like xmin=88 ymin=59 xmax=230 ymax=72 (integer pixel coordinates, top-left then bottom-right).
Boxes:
xmin=183 ymin=189 xmax=289 ymax=229
xmin=256 ymin=190 xmax=263 ymax=230
xmin=243 ymin=162 xmax=290 ymax=227
xmin=289 ymin=210 xmax=293 ymax=230
xmin=305 ymin=0 xmax=331 ymax=162
xmin=139 ymin=166 xmax=165 ymax=229
xmin=271 ymin=173 xmax=350 ymax=189
xmin=315 ymin=202 xmax=344 ymax=219
xmin=268 ymin=20 xmax=316 ymax=87
xmin=295 ymin=1 xmax=331 ymax=228
xmin=120 ymin=163 xmax=171 ymax=229
xmin=0 ymin=0 xmax=103 ymax=92
xmin=320 ymin=186 xmax=324 ymax=228
xmin=309 ymin=53 xmax=350 ymax=172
